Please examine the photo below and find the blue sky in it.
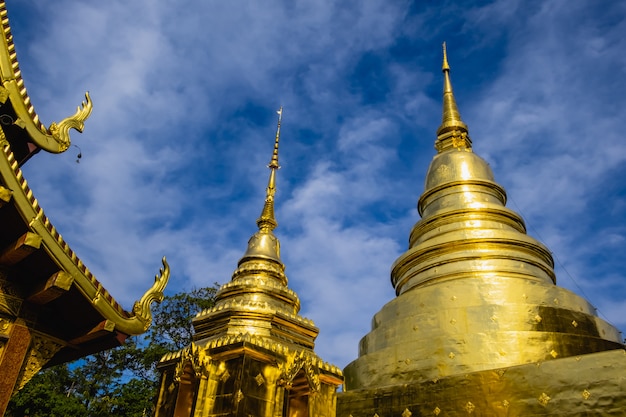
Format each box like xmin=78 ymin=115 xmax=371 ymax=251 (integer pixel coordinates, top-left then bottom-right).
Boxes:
xmin=7 ymin=0 xmax=626 ymax=368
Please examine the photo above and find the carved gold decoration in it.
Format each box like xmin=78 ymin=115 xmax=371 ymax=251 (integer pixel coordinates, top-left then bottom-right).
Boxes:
xmin=173 ymin=342 xmax=210 ymax=382
xmin=0 ymin=292 xmax=20 ymax=317
xmin=233 ymin=389 xmax=244 ymax=405
xmin=451 ymin=131 xmax=471 ymax=149
xmin=255 ymin=373 xmax=265 ymax=386
xmin=15 ymin=334 xmax=64 ymax=390
xmin=47 ymin=92 xmax=92 ymax=152
xmin=433 ymin=407 xmax=441 ymax=416
xmin=0 ymin=317 xmax=10 ymax=332
xmin=220 ymin=369 xmax=231 ymax=382
xmin=132 ymin=257 xmax=170 ymax=331
xmin=464 ymin=401 xmax=475 ymax=414
xmin=402 ymin=408 xmax=412 ymax=417
xmin=0 ymin=316 xmax=11 ymax=361
xmin=538 ymin=392 xmax=551 ymax=406
xmin=279 ymin=350 xmax=321 ymax=392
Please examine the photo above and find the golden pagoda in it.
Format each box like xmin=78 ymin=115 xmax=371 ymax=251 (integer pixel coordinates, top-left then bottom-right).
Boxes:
xmin=336 ymin=44 xmax=626 ymax=415
xmin=154 ymin=109 xmax=343 ymax=417
xmin=0 ymin=3 xmax=169 ymax=415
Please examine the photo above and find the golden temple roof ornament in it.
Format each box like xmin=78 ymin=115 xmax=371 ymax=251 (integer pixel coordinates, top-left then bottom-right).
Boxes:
xmin=435 ymin=42 xmax=471 ymax=152
xmin=0 ymin=2 xmax=93 ymax=163
xmin=46 ymin=92 xmax=93 ymax=152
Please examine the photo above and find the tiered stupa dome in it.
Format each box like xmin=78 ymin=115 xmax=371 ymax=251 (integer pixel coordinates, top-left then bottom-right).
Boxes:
xmin=155 ymin=109 xmax=341 ymax=417
xmin=192 ymin=108 xmax=318 ymax=348
xmin=343 ymin=44 xmax=624 ymax=391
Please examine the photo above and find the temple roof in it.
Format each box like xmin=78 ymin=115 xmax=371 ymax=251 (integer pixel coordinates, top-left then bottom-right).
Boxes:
xmin=0 ymin=3 xmax=169 ymax=368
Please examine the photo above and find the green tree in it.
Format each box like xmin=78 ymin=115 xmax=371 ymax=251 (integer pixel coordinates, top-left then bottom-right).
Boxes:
xmin=6 ymin=285 xmax=218 ymax=417
xmin=6 ymin=365 xmax=88 ymax=417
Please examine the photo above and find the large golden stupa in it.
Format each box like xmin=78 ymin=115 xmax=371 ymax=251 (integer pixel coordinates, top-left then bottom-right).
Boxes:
xmin=336 ymin=45 xmax=626 ymax=416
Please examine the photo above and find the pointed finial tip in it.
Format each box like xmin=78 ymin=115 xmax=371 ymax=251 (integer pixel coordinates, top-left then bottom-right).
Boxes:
xmin=256 ymin=107 xmax=283 ymax=233
xmin=436 ymin=41 xmax=470 ymax=148
xmin=269 ymin=107 xmax=282 ymax=169
xmin=442 ymin=42 xmax=450 ymax=72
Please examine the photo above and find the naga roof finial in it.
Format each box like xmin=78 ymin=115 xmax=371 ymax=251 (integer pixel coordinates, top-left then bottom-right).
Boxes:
xmin=435 ymin=43 xmax=472 ymax=152
xmin=256 ymin=107 xmax=283 ymax=232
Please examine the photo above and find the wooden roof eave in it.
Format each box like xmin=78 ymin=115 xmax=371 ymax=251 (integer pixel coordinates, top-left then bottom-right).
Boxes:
xmin=0 ymin=134 xmax=170 ymax=336
xmin=0 ymin=3 xmax=92 ymax=155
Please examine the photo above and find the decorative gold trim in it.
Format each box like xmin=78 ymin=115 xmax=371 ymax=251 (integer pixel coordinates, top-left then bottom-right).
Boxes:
xmin=159 ymin=333 xmax=342 ymax=377
xmin=132 ymin=257 xmax=171 ymax=332
xmin=174 ymin=343 xmax=211 ymax=382
xmin=15 ymin=333 xmax=64 ymax=390
xmin=278 ymin=350 xmax=321 ymax=392
xmin=47 ymin=92 xmax=93 ymax=152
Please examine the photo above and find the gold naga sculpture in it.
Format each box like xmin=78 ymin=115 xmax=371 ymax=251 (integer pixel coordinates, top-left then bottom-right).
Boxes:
xmin=0 ymin=4 xmax=92 ymax=159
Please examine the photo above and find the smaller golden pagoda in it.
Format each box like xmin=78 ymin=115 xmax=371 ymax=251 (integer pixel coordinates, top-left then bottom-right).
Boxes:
xmin=337 ymin=44 xmax=626 ymax=416
xmin=155 ymin=109 xmax=343 ymax=417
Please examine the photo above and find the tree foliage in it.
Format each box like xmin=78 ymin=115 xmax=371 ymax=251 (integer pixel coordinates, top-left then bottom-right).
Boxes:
xmin=6 ymin=285 xmax=218 ymax=417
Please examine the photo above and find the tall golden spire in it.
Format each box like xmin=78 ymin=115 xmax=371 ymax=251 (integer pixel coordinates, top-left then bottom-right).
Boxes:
xmin=342 ymin=45 xmax=625 ymax=414
xmin=435 ymin=42 xmax=471 ymax=152
xmin=192 ymin=104 xmax=323 ymax=353
xmin=237 ymin=107 xmax=285 ymax=266
xmin=256 ymin=106 xmax=282 ymax=232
